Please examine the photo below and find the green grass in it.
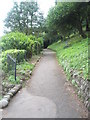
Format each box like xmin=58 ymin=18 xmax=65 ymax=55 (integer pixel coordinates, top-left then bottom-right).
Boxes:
xmin=48 ymin=34 xmax=88 ymax=80
xmin=2 ymin=61 xmax=35 ymax=85
xmin=16 ymin=61 xmax=34 ymax=81
xmin=17 ymin=61 xmax=34 ymax=71
xmin=8 ymin=75 xmax=20 ymax=84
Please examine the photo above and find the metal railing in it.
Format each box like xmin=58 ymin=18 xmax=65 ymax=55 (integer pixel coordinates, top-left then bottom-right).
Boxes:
xmin=7 ymin=54 xmax=16 ymax=81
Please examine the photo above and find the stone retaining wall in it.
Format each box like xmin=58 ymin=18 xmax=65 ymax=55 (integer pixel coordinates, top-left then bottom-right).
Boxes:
xmin=70 ymin=69 xmax=90 ymax=110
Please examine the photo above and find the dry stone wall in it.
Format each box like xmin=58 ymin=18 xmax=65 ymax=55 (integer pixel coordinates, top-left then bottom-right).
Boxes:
xmin=70 ymin=69 xmax=90 ymax=111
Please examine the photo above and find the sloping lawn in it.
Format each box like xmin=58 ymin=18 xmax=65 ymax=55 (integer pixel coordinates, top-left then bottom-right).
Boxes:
xmin=48 ymin=35 xmax=88 ymax=80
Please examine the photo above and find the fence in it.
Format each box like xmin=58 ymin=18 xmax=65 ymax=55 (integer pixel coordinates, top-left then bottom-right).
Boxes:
xmin=7 ymin=54 xmax=16 ymax=81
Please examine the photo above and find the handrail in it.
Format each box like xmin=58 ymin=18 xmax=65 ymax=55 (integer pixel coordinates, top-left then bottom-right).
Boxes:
xmin=7 ymin=54 xmax=16 ymax=81
xmin=7 ymin=54 xmax=16 ymax=63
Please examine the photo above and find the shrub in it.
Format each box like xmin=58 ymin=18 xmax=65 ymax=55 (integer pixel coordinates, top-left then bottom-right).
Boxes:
xmin=32 ymin=41 xmax=40 ymax=55
xmin=8 ymin=75 xmax=20 ymax=84
xmin=1 ymin=32 xmax=28 ymax=51
xmin=0 ymin=32 xmax=34 ymax=57
xmin=37 ymin=37 xmax=43 ymax=51
xmin=0 ymin=32 xmax=44 ymax=57
xmin=2 ymin=49 xmax=26 ymax=72
xmin=37 ymin=37 xmax=43 ymax=47
xmin=28 ymin=35 xmax=43 ymax=55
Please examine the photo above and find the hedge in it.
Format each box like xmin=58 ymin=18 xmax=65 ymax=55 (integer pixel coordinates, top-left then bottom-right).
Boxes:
xmin=1 ymin=49 xmax=26 ymax=72
xmin=0 ymin=32 xmax=43 ymax=57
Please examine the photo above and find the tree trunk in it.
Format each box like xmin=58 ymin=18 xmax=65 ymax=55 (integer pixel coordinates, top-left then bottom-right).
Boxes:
xmin=31 ymin=15 xmax=33 ymax=34
xmin=26 ymin=26 xmax=28 ymax=35
xmin=77 ymin=21 xmax=87 ymax=38
xmin=86 ymin=17 xmax=90 ymax=31
xmin=61 ymin=36 xmax=63 ymax=41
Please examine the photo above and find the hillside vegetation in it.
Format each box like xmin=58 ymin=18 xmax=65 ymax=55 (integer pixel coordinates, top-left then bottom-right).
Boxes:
xmin=0 ymin=32 xmax=43 ymax=88
xmin=48 ymin=34 xmax=88 ymax=80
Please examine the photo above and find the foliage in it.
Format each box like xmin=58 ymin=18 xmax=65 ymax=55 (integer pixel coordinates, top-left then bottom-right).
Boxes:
xmin=17 ymin=61 xmax=34 ymax=71
xmin=13 ymin=61 xmax=34 ymax=83
xmin=1 ymin=32 xmax=28 ymax=51
xmin=37 ymin=37 xmax=44 ymax=47
xmin=1 ymin=49 xmax=26 ymax=71
xmin=0 ymin=32 xmax=43 ymax=57
xmin=72 ymin=79 xmax=76 ymax=86
xmin=28 ymin=35 xmax=43 ymax=55
xmin=2 ymin=56 xmax=37 ymax=86
xmin=45 ymin=2 xmax=90 ymax=46
xmin=8 ymin=75 xmax=20 ymax=84
xmin=48 ymin=34 xmax=88 ymax=80
xmin=4 ymin=1 xmax=45 ymax=35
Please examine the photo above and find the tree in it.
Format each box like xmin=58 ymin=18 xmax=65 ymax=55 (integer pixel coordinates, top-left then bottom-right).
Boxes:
xmin=32 ymin=12 xmax=45 ymax=37
xmin=86 ymin=2 xmax=90 ymax=31
xmin=4 ymin=3 xmax=21 ymax=32
xmin=45 ymin=2 xmax=90 ymax=43
xmin=69 ymin=2 xmax=88 ymax=38
xmin=4 ymin=1 xmax=44 ymax=35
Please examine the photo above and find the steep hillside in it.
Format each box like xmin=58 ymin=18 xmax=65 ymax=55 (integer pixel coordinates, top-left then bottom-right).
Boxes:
xmin=48 ymin=34 xmax=90 ymax=108
xmin=48 ymin=34 xmax=88 ymax=80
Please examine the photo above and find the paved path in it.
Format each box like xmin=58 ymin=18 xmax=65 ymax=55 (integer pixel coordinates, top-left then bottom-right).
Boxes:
xmin=3 ymin=49 xmax=87 ymax=118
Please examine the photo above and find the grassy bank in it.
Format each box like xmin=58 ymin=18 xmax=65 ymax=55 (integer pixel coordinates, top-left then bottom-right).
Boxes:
xmin=48 ymin=34 xmax=88 ymax=80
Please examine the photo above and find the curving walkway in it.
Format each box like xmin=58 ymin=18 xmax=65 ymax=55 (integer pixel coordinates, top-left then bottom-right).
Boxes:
xmin=3 ymin=49 xmax=87 ymax=118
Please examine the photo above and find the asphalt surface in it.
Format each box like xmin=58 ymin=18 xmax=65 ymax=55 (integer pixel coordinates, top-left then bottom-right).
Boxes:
xmin=2 ymin=49 xmax=87 ymax=118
